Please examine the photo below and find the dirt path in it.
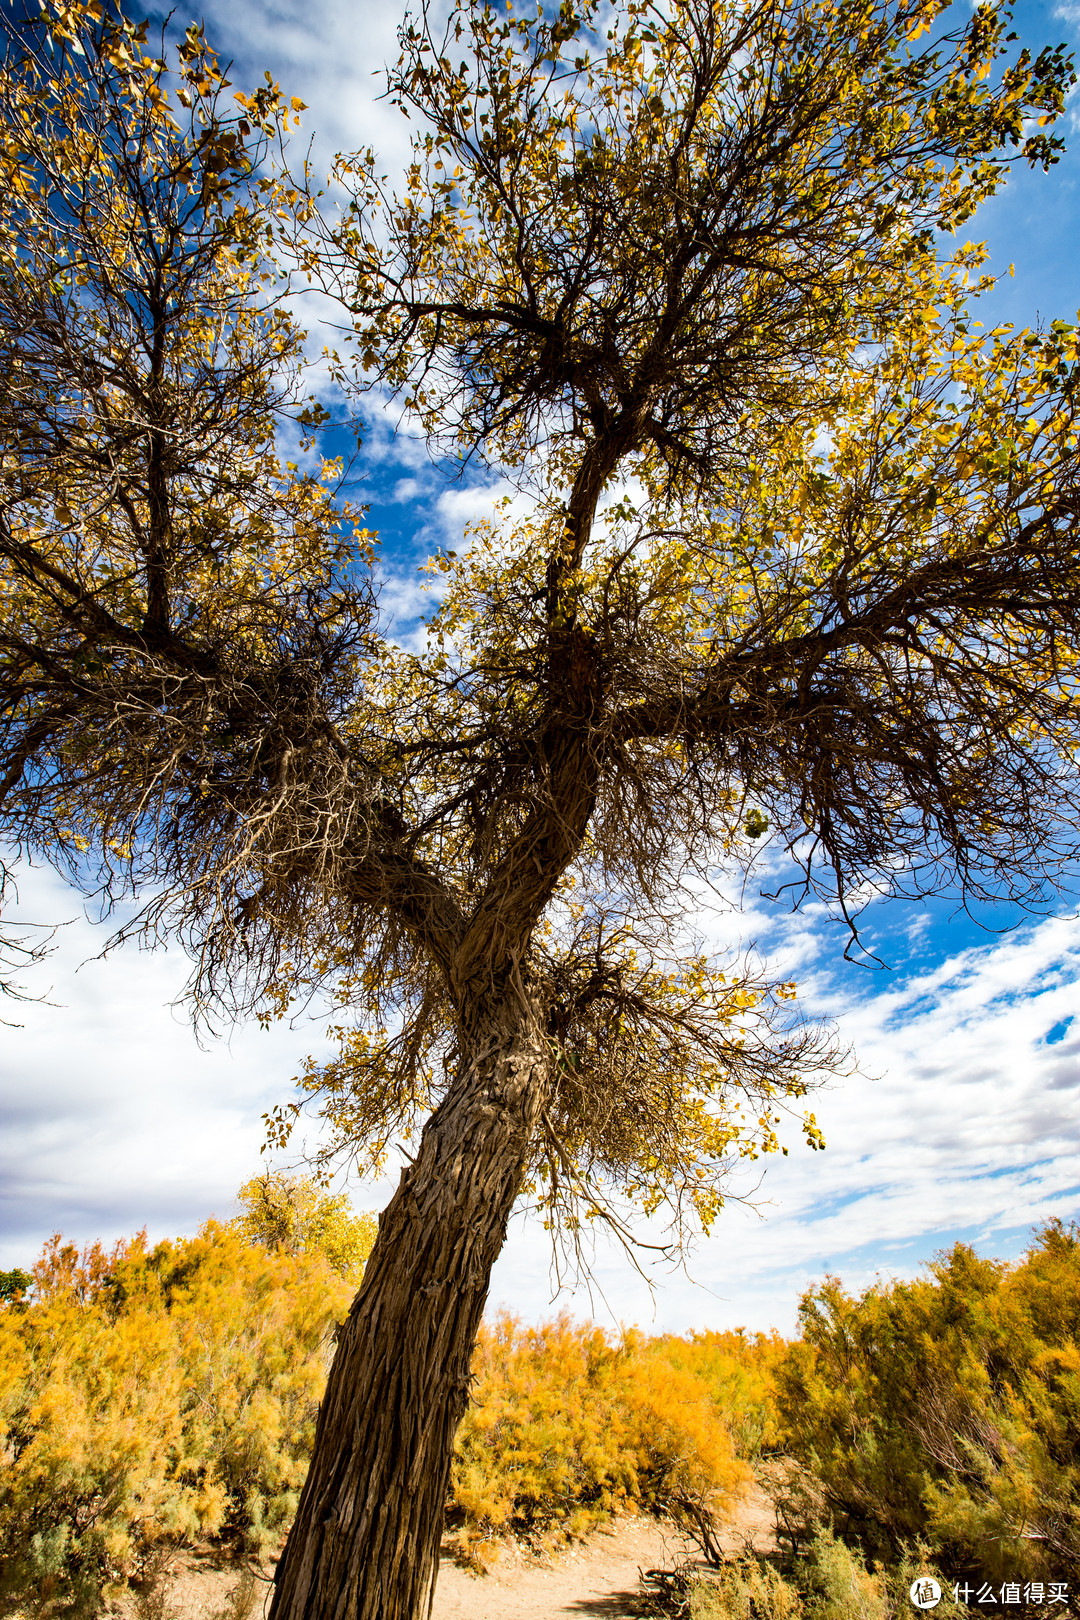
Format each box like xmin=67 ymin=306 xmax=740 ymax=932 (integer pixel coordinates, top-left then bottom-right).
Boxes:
xmin=432 ymin=1489 xmax=776 ymax=1620
xmin=105 ymin=1488 xmax=775 ymax=1619
xmin=431 ymin=1516 xmax=700 ymax=1620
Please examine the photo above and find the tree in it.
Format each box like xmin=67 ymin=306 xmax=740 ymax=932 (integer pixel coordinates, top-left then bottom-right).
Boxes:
xmin=0 ymin=0 xmax=370 ymax=992
xmin=233 ymin=1171 xmax=377 ymax=1279
xmin=0 ymin=0 xmax=1078 ymax=1613
xmin=0 ymin=1269 xmax=31 ymax=1307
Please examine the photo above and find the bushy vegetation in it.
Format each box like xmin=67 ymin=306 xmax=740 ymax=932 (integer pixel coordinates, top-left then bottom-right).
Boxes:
xmin=658 ymin=1531 xmax=964 ymax=1620
xmin=0 ymin=1185 xmax=775 ymax=1612
xmin=771 ymin=1220 xmax=1080 ymax=1594
xmin=3 ymin=1202 xmax=1078 ymax=1616
xmin=0 ymin=1179 xmax=372 ymax=1617
xmin=449 ymin=1317 xmax=779 ymax=1567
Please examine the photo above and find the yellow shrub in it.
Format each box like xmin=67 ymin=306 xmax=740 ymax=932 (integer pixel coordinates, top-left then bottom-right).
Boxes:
xmin=452 ymin=1315 xmax=636 ymax=1545
xmin=0 ymin=1235 xmax=190 ymax=1614
xmin=2 ymin=1212 xmax=769 ymax=1607
xmin=150 ymin=1220 xmax=354 ymax=1554
xmin=646 ymin=1328 xmax=787 ymax=1457
xmin=450 ymin=1314 xmax=749 ymax=1566
xmin=0 ymin=1218 xmax=361 ymax=1615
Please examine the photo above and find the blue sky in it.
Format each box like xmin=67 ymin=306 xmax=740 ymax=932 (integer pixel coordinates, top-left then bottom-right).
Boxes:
xmin=2 ymin=0 xmax=1080 ymax=1332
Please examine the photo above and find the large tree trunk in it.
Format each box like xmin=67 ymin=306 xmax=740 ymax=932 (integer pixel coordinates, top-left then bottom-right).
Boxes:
xmin=268 ymin=994 xmax=550 ymax=1620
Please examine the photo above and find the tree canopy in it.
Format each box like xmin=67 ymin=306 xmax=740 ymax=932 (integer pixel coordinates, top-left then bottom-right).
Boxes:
xmin=233 ymin=1172 xmax=377 ymax=1279
xmin=268 ymin=0 xmax=1080 ymax=1226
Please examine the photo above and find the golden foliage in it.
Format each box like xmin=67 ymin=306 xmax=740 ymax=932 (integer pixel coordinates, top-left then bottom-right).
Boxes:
xmin=646 ymin=1328 xmax=788 ymax=1459
xmin=3 ymin=0 xmax=1079 ymax=1288
xmin=0 ymin=0 xmax=377 ymax=1027
xmin=0 ymin=1214 xmax=364 ymax=1614
xmin=449 ymin=1313 xmax=754 ymax=1568
xmin=5 ymin=1209 xmax=1079 ymax=1612
xmin=1 ymin=1214 xmax=775 ymax=1604
xmin=233 ymin=1173 xmax=377 ymax=1281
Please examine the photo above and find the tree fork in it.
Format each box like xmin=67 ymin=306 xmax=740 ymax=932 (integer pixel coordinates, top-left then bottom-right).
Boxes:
xmin=268 ymin=996 xmax=551 ymax=1620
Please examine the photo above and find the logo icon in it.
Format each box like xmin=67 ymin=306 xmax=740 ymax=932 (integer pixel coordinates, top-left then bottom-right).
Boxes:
xmin=909 ymin=1577 xmax=941 ymax=1610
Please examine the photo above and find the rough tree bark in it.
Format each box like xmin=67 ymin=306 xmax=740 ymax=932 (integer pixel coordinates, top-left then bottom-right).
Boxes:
xmin=268 ymin=991 xmax=551 ymax=1620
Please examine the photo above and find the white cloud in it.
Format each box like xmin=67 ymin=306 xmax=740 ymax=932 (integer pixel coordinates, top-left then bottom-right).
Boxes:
xmin=7 ymin=856 xmax=1078 ymax=1338
xmin=199 ymin=0 xmax=415 ymax=184
xmin=434 ymin=484 xmax=511 ymax=531
xmin=481 ymin=912 xmax=1080 ymax=1334
xmin=0 ymin=865 xmax=338 ymax=1268
xmin=376 ymin=564 xmax=443 ymax=647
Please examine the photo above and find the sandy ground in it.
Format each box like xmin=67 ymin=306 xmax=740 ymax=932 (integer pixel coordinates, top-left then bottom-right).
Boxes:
xmin=111 ymin=1487 xmax=775 ymax=1620
xmin=432 ymin=1489 xmax=777 ymax=1620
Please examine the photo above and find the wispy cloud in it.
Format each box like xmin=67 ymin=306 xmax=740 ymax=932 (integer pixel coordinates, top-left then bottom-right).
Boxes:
xmin=484 ymin=911 xmax=1080 ymax=1332
xmin=193 ymin=0 xmax=415 ymax=181
xmin=5 ymin=861 xmax=1079 ymax=1337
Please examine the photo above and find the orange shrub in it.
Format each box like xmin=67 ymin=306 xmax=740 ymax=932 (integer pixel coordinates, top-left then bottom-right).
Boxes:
xmin=1 ymin=1202 xmax=777 ymax=1608
xmin=647 ymin=1327 xmax=787 ymax=1457
xmin=450 ymin=1314 xmax=750 ymax=1566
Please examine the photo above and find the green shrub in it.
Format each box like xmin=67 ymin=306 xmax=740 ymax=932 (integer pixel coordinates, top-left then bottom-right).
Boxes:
xmin=0 ymin=1272 xmax=30 ymax=1308
xmin=800 ymin=1528 xmax=886 ymax=1620
xmin=656 ymin=1535 xmax=964 ymax=1620
xmin=771 ymin=1221 xmax=1080 ymax=1591
xmin=685 ymin=1555 xmax=804 ymax=1619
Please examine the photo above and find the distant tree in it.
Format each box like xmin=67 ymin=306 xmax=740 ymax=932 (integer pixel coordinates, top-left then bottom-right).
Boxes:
xmin=233 ymin=1172 xmax=376 ymax=1279
xmin=0 ymin=0 xmax=1078 ymax=1616
xmin=0 ymin=1269 xmax=30 ymax=1306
